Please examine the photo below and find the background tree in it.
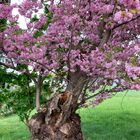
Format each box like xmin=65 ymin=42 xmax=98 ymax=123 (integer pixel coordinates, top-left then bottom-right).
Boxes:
xmin=0 ymin=69 xmax=34 ymax=122
xmin=0 ymin=0 xmax=140 ymax=139
xmin=0 ymin=67 xmax=52 ymax=123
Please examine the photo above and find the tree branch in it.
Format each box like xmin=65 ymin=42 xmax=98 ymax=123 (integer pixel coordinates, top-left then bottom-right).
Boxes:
xmin=0 ymin=61 xmax=16 ymax=70
xmin=78 ymin=86 xmax=128 ymax=106
xmin=113 ymin=15 xmax=140 ymax=30
xmin=0 ymin=61 xmax=37 ymax=83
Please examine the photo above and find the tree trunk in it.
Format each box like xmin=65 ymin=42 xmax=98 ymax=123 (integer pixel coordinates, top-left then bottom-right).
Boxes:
xmin=28 ymin=93 xmax=84 ymax=140
xmin=28 ymin=113 xmax=84 ymax=140
xmin=35 ymin=84 xmax=42 ymax=112
xmin=29 ymin=72 xmax=86 ymax=140
xmin=35 ymin=75 xmax=43 ymax=112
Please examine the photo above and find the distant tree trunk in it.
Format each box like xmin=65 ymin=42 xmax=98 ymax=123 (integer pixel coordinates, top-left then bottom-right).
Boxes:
xmin=28 ymin=72 xmax=86 ymax=140
xmin=35 ymin=83 xmax=42 ymax=112
xmin=35 ymin=75 xmax=43 ymax=112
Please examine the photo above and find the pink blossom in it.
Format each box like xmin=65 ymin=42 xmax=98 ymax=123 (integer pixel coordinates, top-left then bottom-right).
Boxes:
xmin=0 ymin=0 xmax=140 ymax=104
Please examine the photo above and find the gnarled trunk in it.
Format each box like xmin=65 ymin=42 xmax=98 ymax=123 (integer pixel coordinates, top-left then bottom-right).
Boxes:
xmin=29 ymin=113 xmax=84 ymax=140
xmin=28 ymin=93 xmax=84 ymax=140
xmin=28 ymin=72 xmax=86 ymax=140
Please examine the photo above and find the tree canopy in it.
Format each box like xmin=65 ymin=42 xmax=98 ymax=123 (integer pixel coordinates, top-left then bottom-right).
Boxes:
xmin=0 ymin=0 xmax=140 ymax=109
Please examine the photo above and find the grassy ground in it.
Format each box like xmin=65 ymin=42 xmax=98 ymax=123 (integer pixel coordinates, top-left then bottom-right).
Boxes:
xmin=0 ymin=90 xmax=140 ymax=140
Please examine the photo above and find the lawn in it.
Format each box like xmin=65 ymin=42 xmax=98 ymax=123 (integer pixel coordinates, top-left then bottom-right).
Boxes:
xmin=0 ymin=90 xmax=140 ymax=140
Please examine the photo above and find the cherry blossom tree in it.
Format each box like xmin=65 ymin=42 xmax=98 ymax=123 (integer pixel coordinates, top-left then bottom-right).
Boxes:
xmin=0 ymin=0 xmax=140 ymax=139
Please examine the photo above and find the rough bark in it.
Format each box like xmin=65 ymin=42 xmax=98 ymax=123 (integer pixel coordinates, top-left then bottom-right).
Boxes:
xmin=29 ymin=72 xmax=86 ymax=140
xmin=28 ymin=92 xmax=85 ymax=140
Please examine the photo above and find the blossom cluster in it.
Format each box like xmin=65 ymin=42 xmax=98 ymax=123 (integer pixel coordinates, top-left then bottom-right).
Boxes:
xmin=0 ymin=0 xmax=140 ymax=94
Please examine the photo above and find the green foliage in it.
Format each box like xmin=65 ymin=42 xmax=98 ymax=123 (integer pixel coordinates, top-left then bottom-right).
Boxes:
xmin=0 ymin=18 xmax=7 ymax=31
xmin=0 ymin=66 xmax=33 ymax=121
xmin=4 ymin=87 xmax=34 ymax=122
xmin=30 ymin=15 xmax=39 ymax=23
xmin=0 ymin=73 xmax=35 ymax=122
xmin=44 ymin=4 xmax=53 ymax=25
xmin=0 ymin=66 xmax=53 ymax=122
xmin=34 ymin=30 xmax=44 ymax=38
xmin=0 ymin=67 xmax=15 ymax=86
xmin=0 ymin=104 xmax=13 ymax=116
xmin=130 ymin=56 xmax=139 ymax=66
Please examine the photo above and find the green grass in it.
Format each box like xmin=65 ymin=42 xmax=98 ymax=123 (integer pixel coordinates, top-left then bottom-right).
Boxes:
xmin=0 ymin=115 xmax=30 ymax=140
xmin=0 ymin=90 xmax=140 ymax=140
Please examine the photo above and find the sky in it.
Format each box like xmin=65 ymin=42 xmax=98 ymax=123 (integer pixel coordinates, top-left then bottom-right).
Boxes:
xmin=11 ymin=0 xmax=27 ymax=29
xmin=11 ymin=0 xmax=23 ymax=4
xmin=11 ymin=0 xmax=45 ymax=29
